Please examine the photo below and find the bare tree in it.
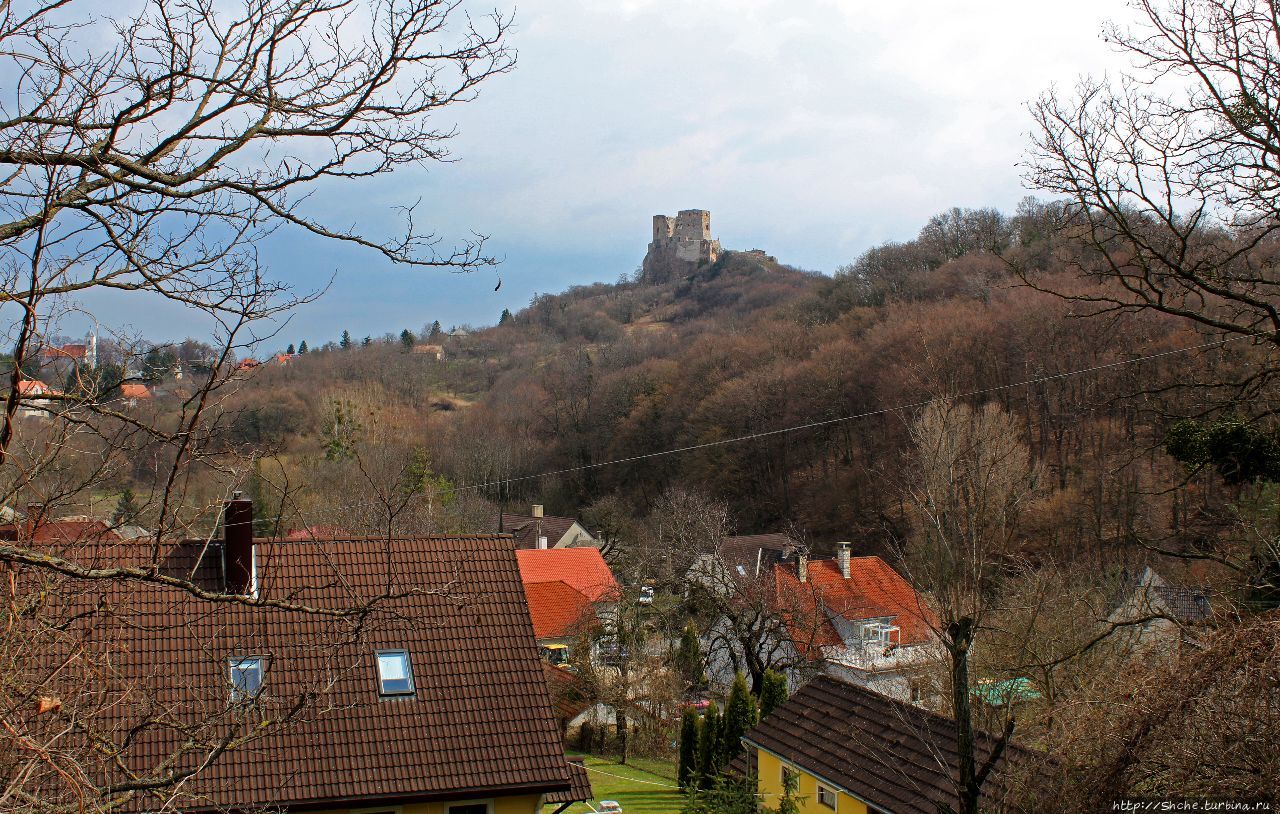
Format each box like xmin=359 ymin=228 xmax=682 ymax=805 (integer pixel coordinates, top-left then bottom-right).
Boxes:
xmin=899 ymin=399 xmax=1039 ymax=814
xmin=0 ymin=0 xmax=513 ymax=810
xmin=1026 ymin=0 xmax=1280 ymax=396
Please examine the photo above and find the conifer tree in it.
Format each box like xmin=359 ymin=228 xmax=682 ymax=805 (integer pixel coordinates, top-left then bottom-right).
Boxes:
xmin=298 ymin=340 xmax=308 ymax=353
xmin=720 ymin=672 xmax=757 ymax=768
xmin=429 ymin=320 xmax=442 ymax=338
xmin=111 ymin=489 xmax=139 ymax=525
xmin=676 ymin=622 xmax=704 ymax=687
xmin=400 ymin=329 xmax=415 ymax=350
xmin=499 ymin=308 xmax=513 ymax=325
xmin=362 ymin=336 xmax=372 ymax=346
xmin=696 ymin=701 xmax=720 ymax=789
xmin=286 ymin=343 xmax=295 ymax=355
xmin=678 ymin=707 xmax=698 ymax=790
xmin=340 ymin=330 xmax=352 ymax=349
xmin=760 ymin=669 xmax=788 ymax=720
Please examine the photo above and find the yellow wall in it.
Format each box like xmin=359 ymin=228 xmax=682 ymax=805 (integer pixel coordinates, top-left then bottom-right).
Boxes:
xmin=756 ymin=748 xmax=869 ymax=814
xmin=308 ymin=793 xmax=545 ymax=814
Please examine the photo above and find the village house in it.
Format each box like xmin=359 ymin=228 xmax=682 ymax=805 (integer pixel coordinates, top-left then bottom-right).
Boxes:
xmin=497 ymin=504 xmax=600 ymax=550
xmin=119 ymin=382 xmax=152 ymax=407
xmin=12 ymin=379 xmax=61 ymax=419
xmin=737 ymin=675 xmax=1038 ymax=814
xmin=22 ymin=498 xmax=591 ymax=813
xmin=1107 ymin=565 xmax=1213 ymax=655
xmin=703 ymin=542 xmax=938 ymax=703
xmin=413 ymin=343 xmax=446 ymax=361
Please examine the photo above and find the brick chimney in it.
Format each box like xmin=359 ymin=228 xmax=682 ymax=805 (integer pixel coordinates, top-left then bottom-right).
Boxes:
xmin=837 ymin=541 xmax=851 ymax=579
xmin=223 ymin=492 xmax=255 ymax=596
xmin=531 ymin=504 xmax=543 ymax=518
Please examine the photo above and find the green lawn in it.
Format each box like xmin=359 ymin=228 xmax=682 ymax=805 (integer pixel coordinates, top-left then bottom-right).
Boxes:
xmin=563 ymin=754 xmax=684 ymax=814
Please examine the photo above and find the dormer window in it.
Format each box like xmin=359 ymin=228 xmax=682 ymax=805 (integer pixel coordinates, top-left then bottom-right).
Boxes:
xmin=228 ymin=656 xmax=264 ymax=701
xmin=376 ymin=649 xmax=415 ymax=697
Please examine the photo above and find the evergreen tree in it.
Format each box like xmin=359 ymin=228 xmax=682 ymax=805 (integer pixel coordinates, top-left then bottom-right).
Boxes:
xmin=111 ymin=489 xmax=140 ymax=525
xmin=760 ymin=670 xmax=788 ymax=720
xmin=429 ymin=320 xmax=442 ymax=338
xmin=499 ymin=308 xmax=513 ymax=325
xmin=678 ymin=707 xmax=699 ymax=790
xmin=298 ymin=340 xmax=308 ymax=353
xmin=400 ymin=329 xmax=415 ymax=350
xmin=676 ymin=622 xmax=704 ymax=687
xmin=340 ymin=330 xmax=352 ymax=349
xmin=680 ymin=775 xmax=761 ymax=814
xmin=286 ymin=343 xmax=295 ymax=355
xmin=697 ymin=702 xmax=720 ymax=789
xmin=720 ymin=672 xmax=758 ymax=768
xmin=362 ymin=336 xmax=372 ymax=346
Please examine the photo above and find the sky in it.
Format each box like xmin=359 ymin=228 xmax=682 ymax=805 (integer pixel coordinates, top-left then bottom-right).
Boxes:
xmin=70 ymin=0 xmax=1134 ymax=350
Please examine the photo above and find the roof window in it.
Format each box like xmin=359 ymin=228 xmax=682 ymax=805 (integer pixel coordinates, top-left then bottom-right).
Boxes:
xmin=228 ymin=656 xmax=264 ymax=701
xmin=376 ymin=649 xmax=415 ymax=697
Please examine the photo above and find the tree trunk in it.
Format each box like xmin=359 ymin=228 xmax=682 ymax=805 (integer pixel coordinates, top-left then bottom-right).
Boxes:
xmin=615 ymin=705 xmax=629 ymax=764
xmin=950 ymin=619 xmax=979 ymax=814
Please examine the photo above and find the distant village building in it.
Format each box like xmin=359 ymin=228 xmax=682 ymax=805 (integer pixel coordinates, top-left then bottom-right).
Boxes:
xmin=412 ymin=343 xmax=445 ymax=361
xmin=641 ymin=209 xmax=722 ymax=283
xmin=1107 ymin=566 xmax=1212 ymax=655
xmin=13 ymin=379 xmax=61 ymax=419
xmin=496 ymin=505 xmax=599 ymax=550
xmin=119 ymin=383 xmax=152 ymax=407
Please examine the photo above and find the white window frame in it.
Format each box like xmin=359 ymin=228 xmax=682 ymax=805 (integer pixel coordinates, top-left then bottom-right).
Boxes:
xmin=817 ymin=783 xmax=837 ymax=809
xmin=375 ymin=649 xmax=416 ymax=697
xmin=228 ymin=656 xmax=265 ymax=702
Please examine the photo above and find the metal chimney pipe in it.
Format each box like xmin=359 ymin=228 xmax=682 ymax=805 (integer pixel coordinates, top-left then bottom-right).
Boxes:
xmin=224 ymin=492 xmax=255 ymax=596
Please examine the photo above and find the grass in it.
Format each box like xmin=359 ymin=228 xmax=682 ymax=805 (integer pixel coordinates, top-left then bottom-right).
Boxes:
xmin=563 ymin=753 xmax=684 ymax=814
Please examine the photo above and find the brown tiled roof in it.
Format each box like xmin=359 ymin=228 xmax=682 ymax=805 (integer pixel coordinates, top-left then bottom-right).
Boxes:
xmin=495 ymin=512 xmax=584 ymax=549
xmin=545 ymin=758 xmax=592 ymax=804
xmin=743 ymin=675 xmax=1036 ymax=814
xmin=28 ymin=534 xmax=587 ymax=811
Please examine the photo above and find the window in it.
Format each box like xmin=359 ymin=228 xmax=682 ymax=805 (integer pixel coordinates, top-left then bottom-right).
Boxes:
xmin=817 ymin=784 xmax=837 ymax=808
xmin=228 ymin=656 xmax=264 ymax=701
xmin=446 ymin=804 xmax=490 ymax=814
xmin=375 ymin=649 xmax=415 ymax=696
xmin=781 ymin=765 xmax=799 ymax=792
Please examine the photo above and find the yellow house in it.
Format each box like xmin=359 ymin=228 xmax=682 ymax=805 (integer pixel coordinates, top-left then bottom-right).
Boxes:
xmin=741 ymin=675 xmax=1033 ymax=814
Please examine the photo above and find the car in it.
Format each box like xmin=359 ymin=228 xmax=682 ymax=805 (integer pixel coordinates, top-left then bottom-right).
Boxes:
xmin=637 ymin=585 xmax=654 ymax=605
xmin=597 ymin=802 xmax=624 ymax=813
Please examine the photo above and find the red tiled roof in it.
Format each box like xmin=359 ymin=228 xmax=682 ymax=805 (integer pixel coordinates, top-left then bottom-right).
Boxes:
xmin=119 ymin=383 xmax=151 ymax=399
xmin=41 ymin=344 xmax=87 ymax=360
xmin=773 ymin=557 xmax=934 ymax=651
xmin=283 ymin=525 xmax=351 ymax=541
xmin=524 ymin=580 xmax=596 ymax=639
xmin=516 ymin=547 xmax=619 ymax=603
xmin=15 ymin=379 xmax=57 ymax=396
xmin=24 ymin=534 xmax=585 ymax=811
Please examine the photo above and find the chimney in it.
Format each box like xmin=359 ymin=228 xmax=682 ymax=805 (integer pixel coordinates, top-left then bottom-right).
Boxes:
xmin=223 ymin=492 xmax=256 ymax=596
xmin=25 ymin=502 xmax=46 ymax=528
xmin=537 ymin=535 xmax=549 ymax=550
xmin=837 ymin=542 xmax=851 ymax=579
xmin=797 ymin=551 xmax=809 ymax=583
xmin=531 ymin=504 xmax=544 ymax=518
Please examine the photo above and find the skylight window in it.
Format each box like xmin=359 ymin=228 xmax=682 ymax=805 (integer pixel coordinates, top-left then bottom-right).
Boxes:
xmin=376 ymin=649 xmax=415 ymax=697
xmin=228 ymin=656 xmax=264 ymax=701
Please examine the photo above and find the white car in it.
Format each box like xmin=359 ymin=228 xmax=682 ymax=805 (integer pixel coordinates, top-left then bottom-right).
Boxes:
xmin=637 ymin=586 xmax=654 ymax=605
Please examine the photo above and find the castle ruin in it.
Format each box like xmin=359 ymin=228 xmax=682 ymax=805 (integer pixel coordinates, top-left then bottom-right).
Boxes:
xmin=641 ymin=209 xmax=721 ymax=283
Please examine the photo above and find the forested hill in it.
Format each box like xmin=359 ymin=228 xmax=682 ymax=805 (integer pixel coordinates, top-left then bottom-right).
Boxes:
xmin=232 ymin=201 xmax=1252 ymax=573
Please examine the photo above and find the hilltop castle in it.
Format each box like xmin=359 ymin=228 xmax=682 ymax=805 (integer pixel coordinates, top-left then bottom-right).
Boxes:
xmin=641 ymin=209 xmax=722 ymax=283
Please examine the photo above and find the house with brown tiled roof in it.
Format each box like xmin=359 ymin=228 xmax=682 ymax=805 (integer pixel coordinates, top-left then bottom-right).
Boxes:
xmin=496 ymin=504 xmax=599 ymax=550
xmin=22 ymin=498 xmax=590 ymax=813
xmin=737 ymin=675 xmax=1039 ymax=814
xmin=1107 ymin=566 xmax=1213 ymax=656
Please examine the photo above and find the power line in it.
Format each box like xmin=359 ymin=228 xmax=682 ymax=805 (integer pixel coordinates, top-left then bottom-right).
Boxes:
xmin=436 ymin=332 xmax=1250 ymax=496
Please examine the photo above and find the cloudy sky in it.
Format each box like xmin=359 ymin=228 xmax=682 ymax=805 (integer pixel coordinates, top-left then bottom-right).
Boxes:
xmin=85 ymin=0 xmax=1134 ymax=349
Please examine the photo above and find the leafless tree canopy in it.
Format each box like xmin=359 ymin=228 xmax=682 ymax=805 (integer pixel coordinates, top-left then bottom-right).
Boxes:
xmin=0 ymin=1 xmax=514 ymax=810
xmin=1026 ymin=0 xmax=1280 ymax=390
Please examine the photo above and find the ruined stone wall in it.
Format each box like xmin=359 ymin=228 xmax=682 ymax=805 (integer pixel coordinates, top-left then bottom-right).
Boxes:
xmin=642 ymin=209 xmax=719 ymax=283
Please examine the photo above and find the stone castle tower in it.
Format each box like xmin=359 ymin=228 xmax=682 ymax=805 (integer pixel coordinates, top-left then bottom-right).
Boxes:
xmin=641 ymin=209 xmax=721 ymax=283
